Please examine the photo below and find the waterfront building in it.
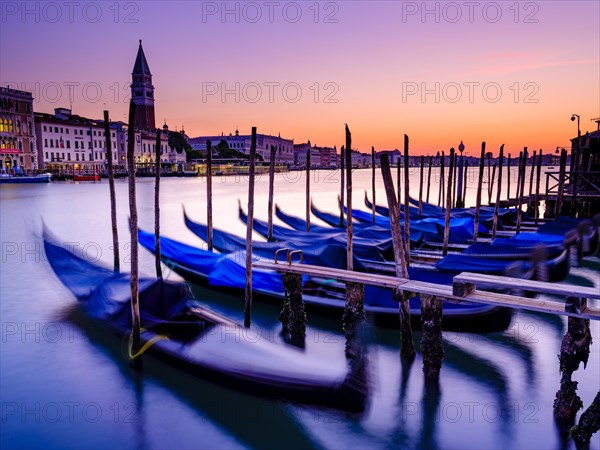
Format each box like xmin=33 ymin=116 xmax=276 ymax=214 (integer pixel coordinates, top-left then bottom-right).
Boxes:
xmin=34 ymin=108 xmax=120 ymax=175
xmin=189 ymin=129 xmax=294 ymax=165
xmin=0 ymin=87 xmax=37 ymax=172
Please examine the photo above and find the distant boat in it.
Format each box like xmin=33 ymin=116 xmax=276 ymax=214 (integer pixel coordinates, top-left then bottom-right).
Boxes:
xmin=73 ymin=174 xmax=100 ymax=182
xmin=0 ymin=173 xmax=51 ymax=184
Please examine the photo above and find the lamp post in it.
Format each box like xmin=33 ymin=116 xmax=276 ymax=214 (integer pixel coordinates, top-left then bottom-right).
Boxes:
xmin=456 ymin=141 xmax=465 ymax=207
xmin=571 ymin=114 xmax=580 ymax=171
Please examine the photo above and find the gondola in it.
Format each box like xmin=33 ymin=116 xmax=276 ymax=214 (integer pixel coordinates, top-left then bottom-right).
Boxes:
xmin=43 ymin=232 xmax=367 ymax=412
xmin=137 ymin=228 xmax=513 ymax=332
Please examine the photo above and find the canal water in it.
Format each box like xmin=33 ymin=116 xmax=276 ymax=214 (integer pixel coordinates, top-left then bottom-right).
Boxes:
xmin=1 ymin=169 xmax=599 ymax=449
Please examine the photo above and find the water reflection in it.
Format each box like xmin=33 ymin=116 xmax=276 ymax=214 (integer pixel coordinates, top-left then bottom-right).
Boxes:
xmin=66 ymin=305 xmax=321 ymax=449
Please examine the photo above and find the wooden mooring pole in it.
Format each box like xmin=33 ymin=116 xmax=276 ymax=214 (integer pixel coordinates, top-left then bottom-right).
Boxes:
xmin=516 ymin=148 xmax=528 ymax=233
xmin=443 ymin=148 xmax=455 ymax=256
xmin=244 ymin=127 xmax=257 ymax=328
xmin=372 ymin=146 xmax=376 ymax=224
xmin=473 ymin=142 xmax=485 ymax=242
xmin=452 ymin=152 xmax=458 ymax=208
xmin=103 ymin=111 xmax=120 ymax=274
xmin=340 ymin=146 xmax=345 ymax=227
xmin=553 ymin=297 xmax=592 ymax=428
xmin=343 ymin=125 xmax=366 ymax=358
xmin=206 ymin=140 xmax=213 ymax=250
xmin=535 ymin=150 xmax=542 ymax=226
xmin=345 ymin=127 xmax=353 ymax=271
xmin=462 ymin=160 xmax=468 ymax=206
xmin=488 ymin=162 xmax=497 ymax=206
xmin=403 ymin=135 xmax=411 ymax=263
xmin=154 ymin=129 xmax=162 ymax=279
xmin=426 ymin=156 xmax=433 ymax=204
xmin=555 ymin=148 xmax=567 ymax=219
xmin=126 ymin=100 xmax=142 ymax=367
xmin=379 ymin=152 xmax=415 ymax=361
xmin=279 ymin=269 xmax=307 ymax=348
xmin=306 ymin=147 xmax=311 ymax=232
xmin=267 ymin=145 xmax=276 ymax=241
xmin=438 ymin=151 xmax=445 ymax=208
xmin=492 ymin=145 xmax=504 ymax=239
xmin=418 ymin=155 xmax=424 ymax=217
xmin=506 ymin=153 xmax=511 ymax=202
xmin=397 ymin=159 xmax=401 ymax=205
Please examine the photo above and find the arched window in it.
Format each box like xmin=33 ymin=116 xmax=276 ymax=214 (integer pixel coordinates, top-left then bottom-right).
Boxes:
xmin=9 ymin=119 xmax=13 ymax=132
xmin=16 ymin=121 xmax=21 ymax=134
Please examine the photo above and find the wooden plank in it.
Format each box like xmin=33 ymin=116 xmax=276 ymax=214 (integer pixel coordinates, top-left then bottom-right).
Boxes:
xmin=252 ymin=263 xmax=600 ymax=321
xmin=453 ymin=272 xmax=600 ymax=299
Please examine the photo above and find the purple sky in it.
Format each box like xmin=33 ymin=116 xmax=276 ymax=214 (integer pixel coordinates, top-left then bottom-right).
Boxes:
xmin=2 ymin=1 xmax=598 ymax=154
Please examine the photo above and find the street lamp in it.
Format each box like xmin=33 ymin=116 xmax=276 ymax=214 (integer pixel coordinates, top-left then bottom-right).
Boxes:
xmin=571 ymin=114 xmax=581 ymax=171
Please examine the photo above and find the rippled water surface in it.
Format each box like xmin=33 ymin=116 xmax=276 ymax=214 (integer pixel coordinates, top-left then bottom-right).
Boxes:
xmin=1 ymin=169 xmax=599 ymax=449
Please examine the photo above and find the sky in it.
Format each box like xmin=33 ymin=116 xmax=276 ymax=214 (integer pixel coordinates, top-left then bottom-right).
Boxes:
xmin=1 ymin=1 xmax=599 ymax=155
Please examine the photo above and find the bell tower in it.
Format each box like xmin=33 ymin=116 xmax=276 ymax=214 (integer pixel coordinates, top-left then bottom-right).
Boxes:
xmin=131 ymin=40 xmax=155 ymax=130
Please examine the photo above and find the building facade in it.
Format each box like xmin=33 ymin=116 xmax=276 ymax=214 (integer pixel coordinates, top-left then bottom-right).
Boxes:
xmin=189 ymin=130 xmax=294 ymax=164
xmin=0 ymin=87 xmax=37 ymax=172
xmin=34 ymin=108 xmax=121 ymax=175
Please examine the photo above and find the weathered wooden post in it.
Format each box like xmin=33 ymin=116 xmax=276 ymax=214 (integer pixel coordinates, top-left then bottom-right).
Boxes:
xmin=103 ymin=111 xmax=120 ymax=273
xmin=555 ymin=148 xmax=568 ymax=219
xmin=456 ymin=142 xmax=464 ymax=208
xmin=443 ymin=148 xmax=455 ymax=256
xmin=553 ymin=297 xmax=592 ymax=429
xmin=340 ymin=146 xmax=345 ymax=227
xmin=426 ymin=155 xmax=433 ymax=204
xmin=343 ymin=125 xmax=366 ymax=358
xmin=516 ymin=148 xmax=528 ymax=233
xmin=462 ymin=160 xmax=469 ymax=206
xmin=535 ymin=150 xmax=542 ymax=225
xmin=244 ymin=127 xmax=257 ymax=328
xmin=473 ymin=142 xmax=485 ymax=242
xmin=452 ymin=152 xmax=458 ymax=208
xmin=492 ymin=145 xmax=504 ymax=239
xmin=515 ymin=151 xmax=523 ymax=206
xmin=488 ymin=162 xmax=497 ymax=205
xmin=345 ymin=126 xmax=353 ymax=271
xmin=206 ymin=140 xmax=213 ymax=250
xmin=418 ymin=155 xmax=424 ymax=217
xmin=403 ymin=135 xmax=411 ymax=263
xmin=279 ymin=270 xmax=307 ymax=348
xmin=154 ymin=129 xmax=162 ymax=279
xmin=371 ymin=146 xmax=376 ymax=223
xmin=487 ymin=152 xmax=492 ymax=202
xmin=267 ymin=145 xmax=276 ymax=242
xmin=380 ymin=152 xmax=415 ymax=361
xmin=126 ymin=100 xmax=142 ymax=367
xmin=571 ymin=392 xmax=600 ymax=446
xmin=305 ymin=147 xmax=311 ymax=232
xmin=526 ymin=150 xmax=537 ymax=215
xmin=438 ymin=151 xmax=445 ymax=208
xmin=507 ymin=153 xmax=511 ymax=202
xmin=397 ymin=159 xmax=402 ymax=204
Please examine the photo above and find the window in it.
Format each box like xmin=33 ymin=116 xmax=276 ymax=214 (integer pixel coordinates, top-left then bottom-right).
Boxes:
xmin=43 ymin=126 xmax=47 ymax=132
xmin=66 ymin=129 xmax=69 ymax=134
xmin=76 ymin=154 xmax=79 ymax=161
xmin=51 ymin=152 xmax=54 ymax=159
xmin=87 ymin=130 xmax=90 ymax=135
xmin=54 ymin=127 xmax=58 ymax=132
xmin=62 ymin=153 xmax=65 ymax=159
xmin=66 ymin=141 xmax=70 ymax=149
xmin=50 ymin=140 xmax=54 ymax=148
xmin=45 ymin=152 xmax=48 ymax=159
xmin=44 ymin=138 xmax=48 ymax=146
xmin=60 ymin=128 xmax=63 ymax=133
